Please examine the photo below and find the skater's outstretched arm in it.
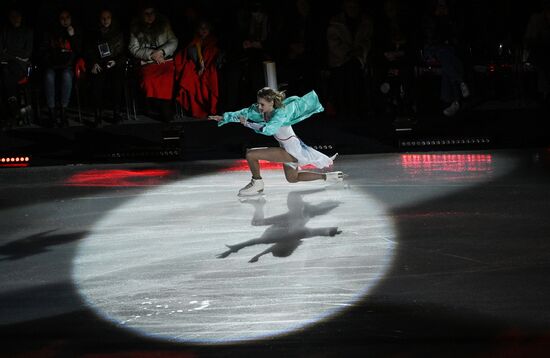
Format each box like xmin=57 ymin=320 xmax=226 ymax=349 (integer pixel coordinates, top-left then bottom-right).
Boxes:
xmin=303 ymin=227 xmax=342 ymax=240
xmin=208 ymin=104 xmax=263 ymax=126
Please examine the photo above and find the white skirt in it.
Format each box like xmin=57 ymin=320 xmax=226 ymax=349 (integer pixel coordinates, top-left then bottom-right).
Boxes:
xmin=276 ymin=135 xmax=335 ymax=169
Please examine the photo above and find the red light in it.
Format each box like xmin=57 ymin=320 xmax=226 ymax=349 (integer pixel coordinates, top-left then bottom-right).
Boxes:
xmin=401 ymin=154 xmax=493 ymax=174
xmin=0 ymin=155 xmax=30 ymax=167
xmin=65 ymin=169 xmax=176 ymax=187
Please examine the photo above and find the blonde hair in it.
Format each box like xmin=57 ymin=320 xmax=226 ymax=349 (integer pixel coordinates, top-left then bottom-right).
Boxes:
xmin=257 ymin=87 xmax=286 ymax=109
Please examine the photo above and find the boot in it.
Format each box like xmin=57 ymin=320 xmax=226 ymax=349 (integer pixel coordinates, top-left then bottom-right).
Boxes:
xmin=46 ymin=107 xmax=56 ymax=128
xmin=443 ymin=101 xmax=460 ymax=117
xmin=94 ymin=108 xmax=103 ymax=127
xmin=7 ymin=96 xmax=20 ymax=126
xmin=112 ymin=106 xmax=123 ymax=123
xmin=325 ymin=171 xmax=345 ymax=183
xmin=160 ymin=100 xmax=174 ymax=122
xmin=238 ymin=178 xmax=264 ymax=197
xmin=20 ymin=105 xmax=33 ymax=126
xmin=60 ymin=107 xmax=69 ymax=127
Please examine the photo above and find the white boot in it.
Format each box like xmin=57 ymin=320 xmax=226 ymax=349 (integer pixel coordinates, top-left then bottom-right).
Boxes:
xmin=460 ymin=82 xmax=470 ymax=98
xmin=443 ymin=101 xmax=460 ymax=117
xmin=325 ymin=171 xmax=345 ymax=183
xmin=238 ymin=178 xmax=264 ymax=196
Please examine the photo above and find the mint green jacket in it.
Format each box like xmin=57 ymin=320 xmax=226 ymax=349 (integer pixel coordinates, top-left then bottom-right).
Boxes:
xmin=218 ymin=90 xmax=324 ymax=136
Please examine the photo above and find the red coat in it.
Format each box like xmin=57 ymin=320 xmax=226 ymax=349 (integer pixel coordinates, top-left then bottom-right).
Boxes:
xmin=175 ymin=36 xmax=219 ymax=119
xmin=140 ymin=61 xmax=175 ymax=100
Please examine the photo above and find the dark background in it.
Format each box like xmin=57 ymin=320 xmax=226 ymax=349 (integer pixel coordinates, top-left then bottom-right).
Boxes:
xmin=1 ymin=0 xmax=549 ymax=163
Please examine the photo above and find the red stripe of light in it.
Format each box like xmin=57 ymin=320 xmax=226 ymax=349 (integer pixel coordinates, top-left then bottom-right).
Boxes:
xmin=65 ymin=169 xmax=176 ymax=187
xmin=401 ymin=154 xmax=493 ymax=173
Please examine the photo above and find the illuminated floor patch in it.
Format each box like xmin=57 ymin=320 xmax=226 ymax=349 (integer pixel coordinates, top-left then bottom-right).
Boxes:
xmin=72 ymin=170 xmax=397 ymax=343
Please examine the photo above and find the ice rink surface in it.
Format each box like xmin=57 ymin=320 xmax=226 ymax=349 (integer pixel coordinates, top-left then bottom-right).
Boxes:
xmin=2 ymin=149 xmax=550 ymax=356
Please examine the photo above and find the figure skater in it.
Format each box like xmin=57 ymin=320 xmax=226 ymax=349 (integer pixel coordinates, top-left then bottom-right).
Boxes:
xmin=208 ymin=87 xmax=345 ymax=196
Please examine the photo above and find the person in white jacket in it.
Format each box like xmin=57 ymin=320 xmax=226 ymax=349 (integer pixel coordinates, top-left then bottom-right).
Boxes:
xmin=128 ymin=4 xmax=178 ymax=122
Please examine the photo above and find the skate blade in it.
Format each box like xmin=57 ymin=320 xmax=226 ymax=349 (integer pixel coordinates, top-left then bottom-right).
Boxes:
xmin=238 ymin=196 xmax=267 ymax=204
xmin=237 ymin=190 xmax=265 ymax=198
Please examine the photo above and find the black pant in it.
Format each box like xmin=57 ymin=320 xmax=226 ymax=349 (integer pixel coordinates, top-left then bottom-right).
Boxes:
xmin=1 ymin=61 xmax=26 ymax=99
xmin=0 ymin=61 xmax=27 ymax=122
xmin=89 ymin=64 xmax=124 ymax=111
xmin=329 ymin=59 xmax=366 ymax=119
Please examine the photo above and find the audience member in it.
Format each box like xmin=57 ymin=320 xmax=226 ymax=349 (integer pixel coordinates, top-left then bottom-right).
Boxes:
xmin=219 ymin=1 xmax=273 ymax=110
xmin=524 ymin=0 xmax=550 ymax=105
xmin=39 ymin=9 xmax=82 ymax=127
xmin=277 ymin=0 xmax=324 ymax=96
xmin=0 ymin=1 xmax=544 ymax=131
xmin=373 ymin=0 xmax=416 ymax=122
xmin=128 ymin=3 xmax=178 ymax=122
xmin=420 ymin=0 xmax=470 ymax=117
xmin=172 ymin=3 xmax=201 ymax=49
xmin=85 ymin=9 xmax=126 ymax=127
xmin=175 ymin=19 xmax=220 ymax=119
xmin=0 ymin=8 xmax=33 ymax=128
xmin=326 ymin=0 xmax=374 ymax=120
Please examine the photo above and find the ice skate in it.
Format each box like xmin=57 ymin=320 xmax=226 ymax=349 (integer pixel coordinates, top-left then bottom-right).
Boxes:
xmin=325 ymin=171 xmax=345 ymax=183
xmin=238 ymin=178 xmax=264 ymax=196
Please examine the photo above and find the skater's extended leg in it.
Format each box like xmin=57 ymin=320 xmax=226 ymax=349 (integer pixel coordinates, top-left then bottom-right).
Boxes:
xmin=245 ymin=147 xmax=296 ymax=179
xmin=283 ymin=164 xmax=325 ymax=183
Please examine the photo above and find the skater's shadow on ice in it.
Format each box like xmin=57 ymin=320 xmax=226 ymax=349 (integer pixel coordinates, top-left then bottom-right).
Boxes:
xmin=0 ymin=229 xmax=88 ymax=261
xmin=217 ymin=188 xmax=342 ymax=263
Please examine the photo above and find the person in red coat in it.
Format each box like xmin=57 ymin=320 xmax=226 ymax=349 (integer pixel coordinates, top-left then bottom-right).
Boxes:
xmin=175 ymin=20 xmax=220 ymax=119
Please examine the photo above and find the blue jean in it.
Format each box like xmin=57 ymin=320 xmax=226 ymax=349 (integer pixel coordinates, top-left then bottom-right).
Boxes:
xmin=423 ymin=45 xmax=465 ymax=103
xmin=43 ymin=67 xmax=73 ymax=108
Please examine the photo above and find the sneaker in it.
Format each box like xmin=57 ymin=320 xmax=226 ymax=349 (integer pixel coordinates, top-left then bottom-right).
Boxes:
xmin=325 ymin=171 xmax=345 ymax=183
xmin=238 ymin=178 xmax=264 ymax=196
xmin=460 ymin=82 xmax=470 ymax=98
xmin=443 ymin=101 xmax=460 ymax=117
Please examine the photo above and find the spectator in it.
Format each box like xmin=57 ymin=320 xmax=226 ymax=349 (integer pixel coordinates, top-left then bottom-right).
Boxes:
xmin=524 ymin=0 xmax=550 ymax=106
xmin=277 ymin=0 xmax=324 ymax=96
xmin=326 ymin=0 xmax=374 ymax=120
xmin=40 ymin=9 xmax=82 ymax=127
xmin=219 ymin=1 xmax=273 ymax=110
xmin=86 ymin=9 xmax=126 ymax=127
xmin=373 ymin=0 xmax=416 ymax=122
xmin=0 ymin=8 xmax=33 ymax=129
xmin=128 ymin=3 xmax=178 ymax=122
xmin=420 ymin=0 xmax=470 ymax=117
xmin=175 ymin=19 xmax=220 ymax=119
xmin=173 ymin=3 xmax=201 ymax=48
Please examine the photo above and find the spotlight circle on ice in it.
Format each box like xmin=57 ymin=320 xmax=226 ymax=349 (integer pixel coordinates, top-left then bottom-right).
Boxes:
xmin=73 ymin=170 xmax=396 ymax=344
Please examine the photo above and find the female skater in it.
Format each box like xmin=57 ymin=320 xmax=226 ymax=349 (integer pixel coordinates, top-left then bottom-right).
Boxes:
xmin=209 ymin=87 xmax=344 ymax=196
